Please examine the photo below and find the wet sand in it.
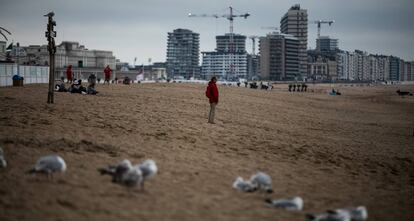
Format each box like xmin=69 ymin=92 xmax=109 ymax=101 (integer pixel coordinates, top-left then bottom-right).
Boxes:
xmin=0 ymin=83 xmax=413 ymax=221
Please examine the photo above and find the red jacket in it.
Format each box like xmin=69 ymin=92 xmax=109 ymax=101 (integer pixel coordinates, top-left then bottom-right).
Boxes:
xmin=104 ymin=67 xmax=112 ymax=78
xmin=206 ymin=81 xmax=219 ymax=103
xmin=66 ymin=67 xmax=73 ymax=80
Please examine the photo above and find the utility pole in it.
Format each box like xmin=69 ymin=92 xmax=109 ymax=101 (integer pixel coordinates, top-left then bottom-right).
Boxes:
xmin=45 ymin=12 xmax=56 ymax=104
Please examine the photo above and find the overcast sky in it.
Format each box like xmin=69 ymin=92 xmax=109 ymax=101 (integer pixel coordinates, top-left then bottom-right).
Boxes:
xmin=1 ymin=0 xmax=413 ymax=65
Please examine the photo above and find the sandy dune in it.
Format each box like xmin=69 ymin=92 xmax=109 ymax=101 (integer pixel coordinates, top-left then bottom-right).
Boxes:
xmin=0 ymin=83 xmax=413 ymax=221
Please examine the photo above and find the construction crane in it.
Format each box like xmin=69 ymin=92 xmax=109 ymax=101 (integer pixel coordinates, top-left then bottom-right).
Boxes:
xmin=313 ymin=20 xmax=335 ymax=39
xmin=189 ymin=6 xmax=250 ymax=80
xmin=188 ymin=7 xmax=249 ymax=40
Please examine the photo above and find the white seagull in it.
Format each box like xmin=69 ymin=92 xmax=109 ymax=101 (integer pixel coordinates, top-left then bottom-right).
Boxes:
xmin=119 ymin=165 xmax=143 ymax=187
xmin=0 ymin=147 xmax=7 ymax=168
xmin=28 ymin=155 xmax=66 ymax=178
xmin=137 ymin=159 xmax=158 ymax=189
xmin=331 ymin=206 xmax=368 ymax=221
xmin=250 ymin=172 xmax=273 ymax=193
xmin=265 ymin=196 xmax=304 ymax=211
xmin=99 ymin=159 xmax=133 ymax=183
xmin=99 ymin=159 xmax=157 ymax=190
xmin=306 ymin=206 xmax=368 ymax=221
xmin=232 ymin=177 xmax=257 ymax=192
xmin=306 ymin=212 xmax=351 ymax=221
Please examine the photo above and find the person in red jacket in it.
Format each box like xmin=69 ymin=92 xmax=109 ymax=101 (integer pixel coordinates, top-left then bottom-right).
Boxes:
xmin=104 ymin=65 xmax=112 ymax=85
xmin=66 ymin=65 xmax=73 ymax=83
xmin=205 ymin=76 xmax=219 ymax=124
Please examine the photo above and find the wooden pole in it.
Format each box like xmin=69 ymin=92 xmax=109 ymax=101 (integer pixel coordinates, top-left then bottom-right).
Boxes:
xmin=45 ymin=12 xmax=56 ymax=104
xmin=47 ymin=43 xmax=54 ymax=103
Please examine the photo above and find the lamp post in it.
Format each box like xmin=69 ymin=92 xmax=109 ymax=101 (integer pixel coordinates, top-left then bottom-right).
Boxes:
xmin=45 ymin=12 xmax=56 ymax=104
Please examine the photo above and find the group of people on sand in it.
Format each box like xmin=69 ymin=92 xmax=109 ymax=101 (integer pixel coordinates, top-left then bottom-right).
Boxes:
xmin=55 ymin=74 xmax=98 ymax=95
xmin=288 ymin=83 xmax=308 ymax=92
xmin=56 ymin=64 xmax=114 ymax=95
xmin=65 ymin=64 xmax=113 ymax=85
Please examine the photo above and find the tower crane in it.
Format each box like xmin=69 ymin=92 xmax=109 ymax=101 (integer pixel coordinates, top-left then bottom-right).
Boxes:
xmin=189 ymin=6 xmax=250 ymax=80
xmin=313 ymin=20 xmax=335 ymax=39
xmin=188 ymin=6 xmax=249 ymax=43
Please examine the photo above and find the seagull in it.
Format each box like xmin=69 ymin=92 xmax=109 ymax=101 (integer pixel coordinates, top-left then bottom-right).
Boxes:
xmin=306 ymin=206 xmax=367 ymax=221
xmin=250 ymin=172 xmax=273 ymax=193
xmin=44 ymin=11 xmax=55 ymax=17
xmin=306 ymin=212 xmax=351 ymax=221
xmin=119 ymin=165 xmax=143 ymax=187
xmin=265 ymin=196 xmax=304 ymax=211
xmin=99 ymin=159 xmax=157 ymax=190
xmin=28 ymin=155 xmax=66 ymax=178
xmin=0 ymin=147 xmax=7 ymax=168
xmin=233 ymin=177 xmax=257 ymax=192
xmin=137 ymin=159 xmax=157 ymax=189
xmin=98 ymin=159 xmax=133 ymax=183
xmin=330 ymin=206 xmax=368 ymax=221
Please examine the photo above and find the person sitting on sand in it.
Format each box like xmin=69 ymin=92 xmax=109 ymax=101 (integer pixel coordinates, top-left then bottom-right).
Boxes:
xmin=70 ymin=79 xmax=87 ymax=94
xmin=87 ymin=74 xmax=98 ymax=95
xmin=205 ymin=76 xmax=219 ymax=124
xmin=54 ymin=80 xmax=67 ymax=92
xmin=123 ymin=76 xmax=131 ymax=85
xmin=336 ymin=90 xmax=341 ymax=95
xmin=288 ymin=84 xmax=292 ymax=92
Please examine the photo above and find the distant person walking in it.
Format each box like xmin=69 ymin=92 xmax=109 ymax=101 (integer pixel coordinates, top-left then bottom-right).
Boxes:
xmin=205 ymin=76 xmax=219 ymax=124
xmin=66 ymin=65 xmax=73 ymax=83
xmin=104 ymin=65 xmax=112 ymax=85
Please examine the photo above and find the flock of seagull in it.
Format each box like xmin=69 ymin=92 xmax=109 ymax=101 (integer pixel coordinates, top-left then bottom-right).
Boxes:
xmin=0 ymin=146 xmax=368 ymax=220
xmin=233 ymin=171 xmax=368 ymax=221
xmin=0 ymin=147 xmax=157 ymax=190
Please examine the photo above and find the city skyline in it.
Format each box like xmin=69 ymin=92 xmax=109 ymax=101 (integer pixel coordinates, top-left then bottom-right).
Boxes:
xmin=1 ymin=0 xmax=414 ymax=65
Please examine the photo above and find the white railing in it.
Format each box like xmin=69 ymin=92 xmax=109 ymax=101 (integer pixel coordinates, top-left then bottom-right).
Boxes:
xmin=0 ymin=64 xmax=49 ymax=86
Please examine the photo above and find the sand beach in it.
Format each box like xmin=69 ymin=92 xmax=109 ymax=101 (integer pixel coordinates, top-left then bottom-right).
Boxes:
xmin=0 ymin=83 xmax=413 ymax=221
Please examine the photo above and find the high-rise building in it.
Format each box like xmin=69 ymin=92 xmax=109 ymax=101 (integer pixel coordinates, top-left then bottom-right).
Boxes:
xmin=399 ymin=59 xmax=405 ymax=81
xmin=201 ymin=33 xmax=247 ymax=80
xmin=353 ymin=50 xmax=370 ymax=81
xmin=280 ymin=4 xmax=308 ymax=80
xmin=347 ymin=53 xmax=356 ymax=80
xmin=389 ymin=56 xmax=401 ymax=81
xmin=201 ymin=51 xmax=247 ymax=80
xmin=216 ymin=34 xmax=246 ymax=53
xmin=378 ymin=56 xmax=390 ymax=81
xmin=259 ymin=32 xmax=299 ymax=80
xmin=247 ymin=54 xmax=260 ymax=80
xmin=316 ymin=36 xmax=338 ymax=52
xmin=337 ymin=51 xmax=349 ymax=80
xmin=404 ymin=61 xmax=414 ymax=81
xmin=166 ymin=29 xmax=200 ymax=79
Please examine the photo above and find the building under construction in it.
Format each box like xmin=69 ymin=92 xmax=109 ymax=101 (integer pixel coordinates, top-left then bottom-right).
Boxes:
xmin=201 ymin=34 xmax=247 ymax=80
